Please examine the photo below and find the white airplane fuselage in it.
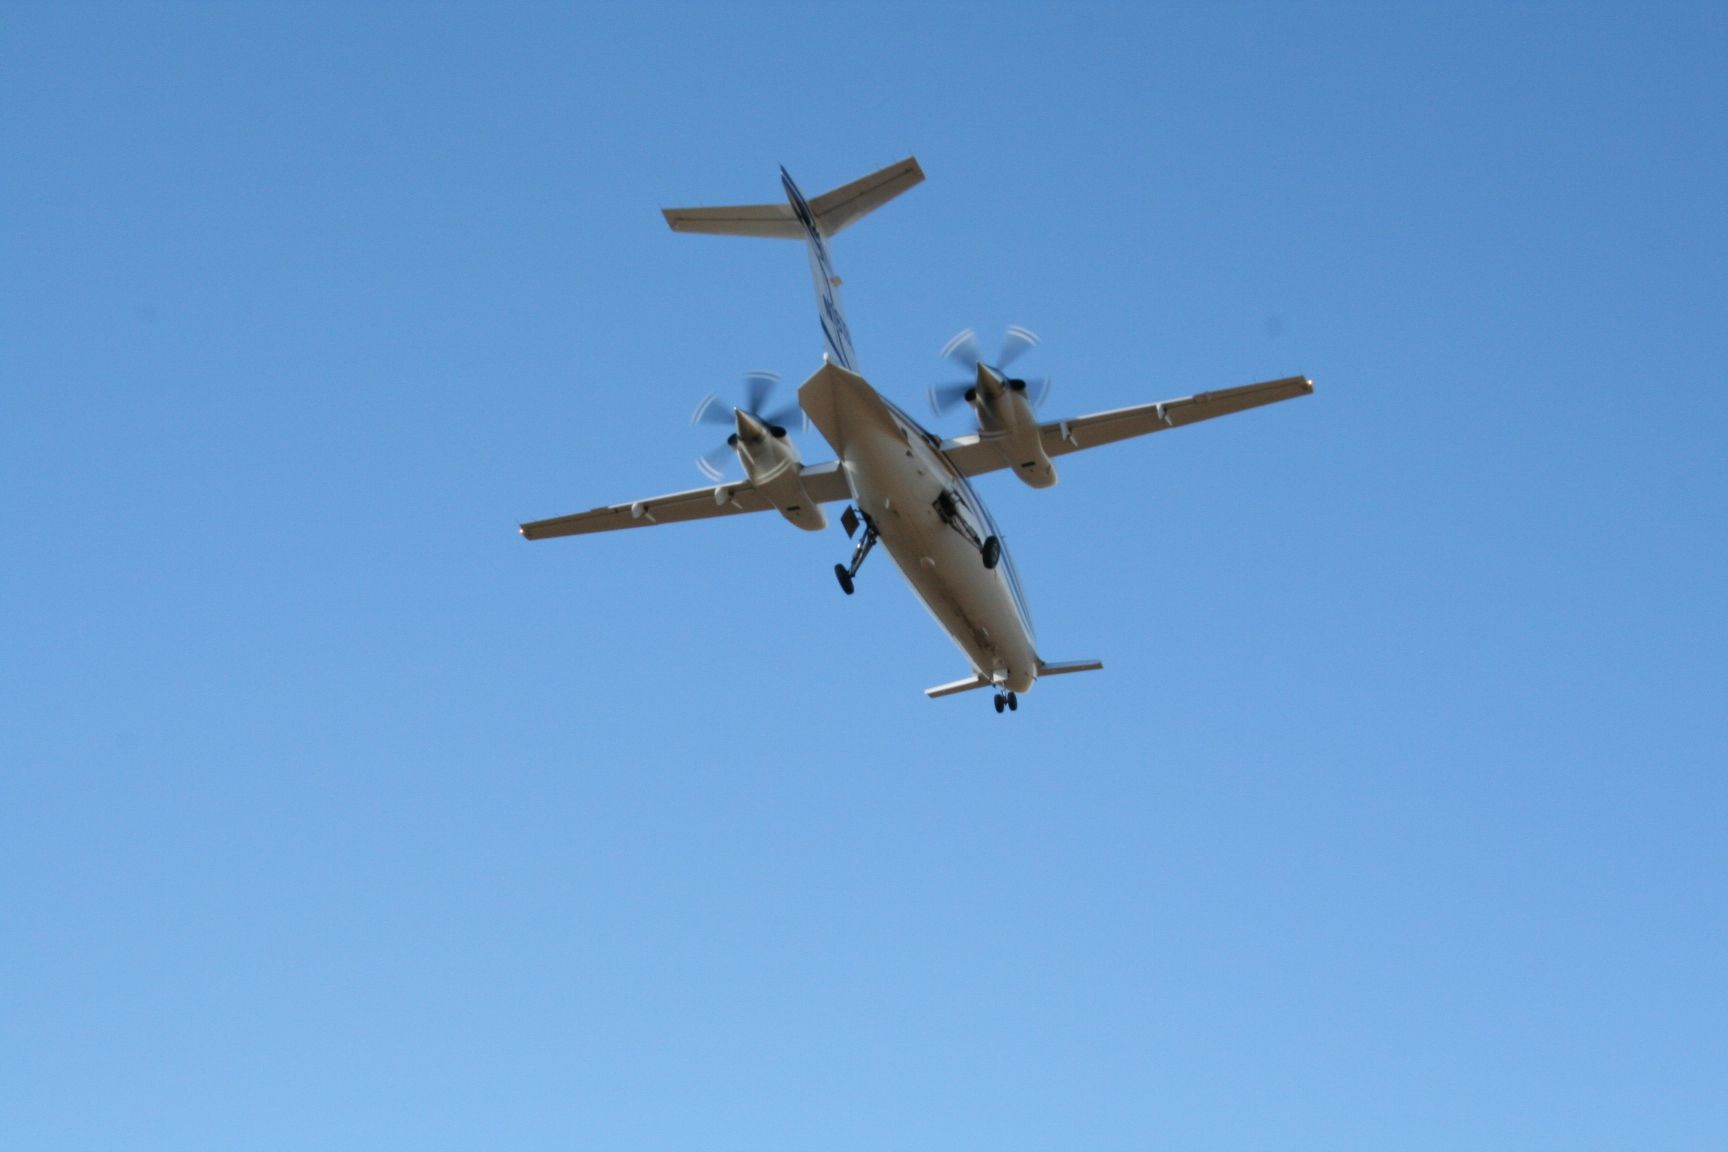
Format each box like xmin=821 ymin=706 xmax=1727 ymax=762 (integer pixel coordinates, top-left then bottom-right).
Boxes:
xmin=802 ymin=362 xmax=1039 ymax=693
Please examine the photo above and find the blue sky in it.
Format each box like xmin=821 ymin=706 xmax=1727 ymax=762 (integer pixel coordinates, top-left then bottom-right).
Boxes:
xmin=3 ymin=2 xmax=1725 ymax=1148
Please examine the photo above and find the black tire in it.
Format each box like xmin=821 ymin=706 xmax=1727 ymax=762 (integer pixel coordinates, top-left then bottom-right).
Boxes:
xmin=993 ymin=693 xmax=1006 ymax=713
xmin=1007 ymin=692 xmax=1018 ymax=712
xmin=834 ymin=563 xmax=855 ymax=595
xmin=981 ymin=536 xmax=1001 ymax=570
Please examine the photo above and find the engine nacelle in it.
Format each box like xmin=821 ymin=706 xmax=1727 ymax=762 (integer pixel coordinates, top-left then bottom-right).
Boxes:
xmin=724 ymin=408 xmax=828 ymax=530
xmin=969 ymin=367 xmax=1058 ymax=489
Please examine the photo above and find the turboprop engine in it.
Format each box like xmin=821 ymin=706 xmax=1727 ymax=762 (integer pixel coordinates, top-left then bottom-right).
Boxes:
xmin=929 ymin=326 xmax=1058 ymax=489
xmin=692 ymin=372 xmax=828 ymax=531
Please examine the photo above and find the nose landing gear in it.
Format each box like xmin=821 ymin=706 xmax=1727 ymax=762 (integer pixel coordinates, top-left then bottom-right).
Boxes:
xmin=992 ymin=690 xmax=1018 ymax=714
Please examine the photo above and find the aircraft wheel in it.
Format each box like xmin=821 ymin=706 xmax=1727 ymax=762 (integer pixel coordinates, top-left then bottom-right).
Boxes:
xmin=993 ymin=693 xmax=1006 ymax=714
xmin=834 ymin=563 xmax=855 ymax=595
xmin=1007 ymin=692 xmax=1018 ymax=712
xmin=981 ymin=536 xmax=1001 ymax=570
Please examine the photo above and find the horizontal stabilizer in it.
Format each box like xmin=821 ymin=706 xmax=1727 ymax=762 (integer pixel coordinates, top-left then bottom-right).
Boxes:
xmin=925 ymin=673 xmax=993 ymax=699
xmin=663 ymin=156 xmax=924 ymax=239
xmin=1038 ymin=659 xmax=1104 ymax=678
xmin=805 ymin=156 xmax=926 ymax=236
xmin=661 ymin=201 xmax=801 ymax=239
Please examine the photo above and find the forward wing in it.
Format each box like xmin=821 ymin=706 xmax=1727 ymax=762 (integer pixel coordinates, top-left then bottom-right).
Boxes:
xmin=520 ymin=461 xmax=851 ymax=540
xmin=941 ymin=374 xmax=1313 ymax=479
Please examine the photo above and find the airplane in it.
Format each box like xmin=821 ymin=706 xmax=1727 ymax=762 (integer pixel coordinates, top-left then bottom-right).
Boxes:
xmin=520 ymin=157 xmax=1313 ymax=713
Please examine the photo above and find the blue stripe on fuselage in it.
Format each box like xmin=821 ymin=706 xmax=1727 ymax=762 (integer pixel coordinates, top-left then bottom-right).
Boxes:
xmin=781 ymin=167 xmax=856 ymax=372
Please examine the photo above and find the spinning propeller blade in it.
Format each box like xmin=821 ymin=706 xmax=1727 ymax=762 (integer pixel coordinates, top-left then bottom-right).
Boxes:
xmin=695 ymin=441 xmax=735 ymax=482
xmin=941 ymin=328 xmax=984 ymax=372
xmin=692 ymin=371 xmax=807 ymax=478
xmin=998 ymin=325 xmax=1039 ymax=369
xmin=930 ymin=325 xmax=1053 ymax=418
xmin=691 ymin=393 xmax=734 ymax=427
xmin=928 ymin=380 xmax=975 ymax=416
xmin=744 ymin=371 xmax=775 ymax=417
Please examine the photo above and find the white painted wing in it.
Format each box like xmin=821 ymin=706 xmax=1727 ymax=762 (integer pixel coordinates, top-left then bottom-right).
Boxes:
xmin=520 ymin=461 xmax=851 ymax=540
xmin=940 ymin=374 xmax=1314 ymax=479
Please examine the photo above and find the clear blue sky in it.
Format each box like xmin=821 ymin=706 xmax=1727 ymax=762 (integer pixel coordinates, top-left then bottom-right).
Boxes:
xmin=4 ymin=3 xmax=1725 ymax=1148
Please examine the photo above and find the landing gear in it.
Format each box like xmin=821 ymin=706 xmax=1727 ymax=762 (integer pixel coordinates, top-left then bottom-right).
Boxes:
xmin=834 ymin=506 xmax=878 ymax=596
xmin=992 ymin=690 xmax=1018 ymax=714
xmin=934 ymin=489 xmax=1001 ymax=569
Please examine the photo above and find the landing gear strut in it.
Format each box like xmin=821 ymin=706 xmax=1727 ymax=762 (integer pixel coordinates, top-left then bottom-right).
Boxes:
xmin=992 ymin=690 xmax=1018 ymax=714
xmin=835 ymin=506 xmax=878 ymax=596
xmin=933 ymin=489 xmax=1001 ymax=570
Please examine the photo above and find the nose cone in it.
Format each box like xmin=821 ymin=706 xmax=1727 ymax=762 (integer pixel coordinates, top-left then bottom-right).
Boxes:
xmin=733 ymin=407 xmax=767 ymax=440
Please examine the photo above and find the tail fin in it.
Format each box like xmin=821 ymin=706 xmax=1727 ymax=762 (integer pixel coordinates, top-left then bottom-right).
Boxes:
xmin=663 ymin=157 xmax=925 ymax=372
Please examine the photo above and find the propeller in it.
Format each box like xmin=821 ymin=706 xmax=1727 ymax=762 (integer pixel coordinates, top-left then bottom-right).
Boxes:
xmin=928 ymin=325 xmax=1052 ymax=416
xmin=691 ymin=371 xmax=807 ymax=480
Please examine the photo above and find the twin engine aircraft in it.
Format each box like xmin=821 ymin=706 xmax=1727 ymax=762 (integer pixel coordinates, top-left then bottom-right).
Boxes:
xmin=520 ymin=158 xmax=1312 ymax=713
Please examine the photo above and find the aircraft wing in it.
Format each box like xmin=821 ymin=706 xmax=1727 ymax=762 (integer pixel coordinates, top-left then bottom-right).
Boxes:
xmin=940 ymin=374 xmax=1314 ymax=479
xmin=520 ymin=461 xmax=852 ymax=540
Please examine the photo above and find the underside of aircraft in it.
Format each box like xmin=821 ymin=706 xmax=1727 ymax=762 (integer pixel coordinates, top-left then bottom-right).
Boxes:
xmin=521 ymin=158 xmax=1313 ymax=711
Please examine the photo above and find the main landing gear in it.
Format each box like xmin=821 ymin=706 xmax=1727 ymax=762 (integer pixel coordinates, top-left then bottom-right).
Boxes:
xmin=834 ymin=506 xmax=878 ymax=596
xmin=933 ymin=490 xmax=1001 ymax=570
xmin=993 ymin=690 xmax=1018 ymax=714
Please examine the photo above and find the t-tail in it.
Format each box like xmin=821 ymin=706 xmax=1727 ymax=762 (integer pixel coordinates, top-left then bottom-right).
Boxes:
xmin=663 ymin=157 xmax=925 ymax=372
